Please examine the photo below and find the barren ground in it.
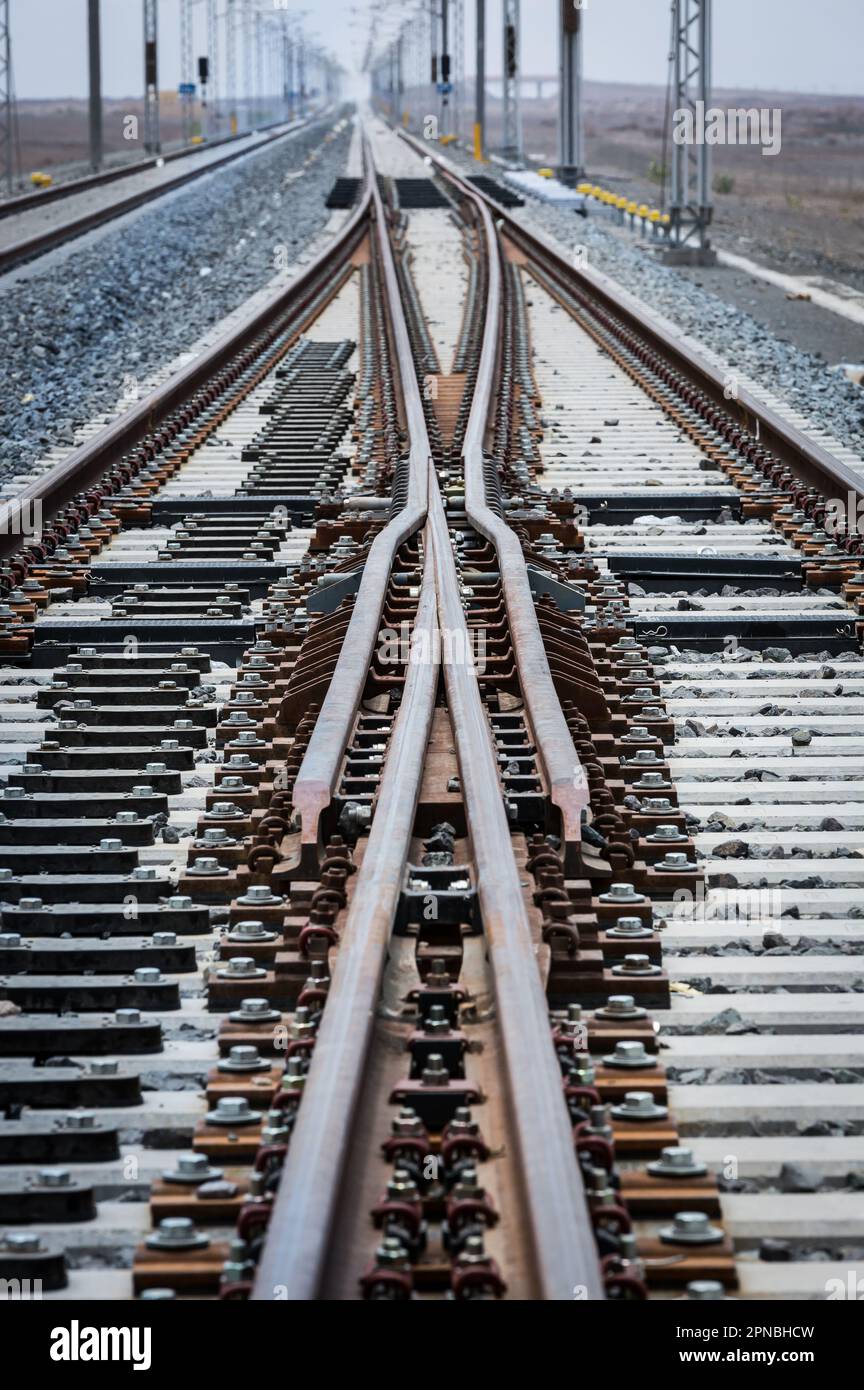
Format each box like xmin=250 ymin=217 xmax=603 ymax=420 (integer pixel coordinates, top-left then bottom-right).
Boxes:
xmin=510 ymin=82 xmax=864 ymax=293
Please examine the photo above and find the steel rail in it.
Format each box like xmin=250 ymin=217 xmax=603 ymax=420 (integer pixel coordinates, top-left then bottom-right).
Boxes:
xmin=290 ymin=135 xmax=430 ymax=866
xmin=397 ymin=128 xmax=864 ymax=509
xmin=396 ymin=128 xmax=591 ymax=859
xmin=253 ymin=141 xmax=438 ymax=1301
xmin=0 ymin=115 xmax=328 ymax=275
xmin=426 ymin=473 xmax=604 ymax=1301
xmin=252 ymin=556 xmax=438 ymax=1301
xmin=255 ymin=127 xmax=602 ymax=1300
xmin=0 ymin=172 xmax=372 ymax=565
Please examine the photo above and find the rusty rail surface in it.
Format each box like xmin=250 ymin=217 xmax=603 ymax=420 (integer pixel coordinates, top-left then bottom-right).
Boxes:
xmin=0 ymin=166 xmax=372 ymax=564
xmin=253 ymin=125 xmax=602 ymax=1301
xmin=398 ymin=128 xmax=864 ymax=509
xmin=290 ymin=137 xmax=431 ymax=865
xmin=252 ymin=146 xmax=437 ymax=1299
xmin=397 ymin=129 xmax=591 ymax=859
xmin=426 ymin=467 xmax=604 ymax=1300
xmin=252 ymin=556 xmax=439 ymax=1300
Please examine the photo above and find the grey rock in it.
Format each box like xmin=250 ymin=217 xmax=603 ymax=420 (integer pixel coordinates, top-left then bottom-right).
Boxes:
xmin=712 ymin=839 xmax=750 ymax=858
xmin=701 ymin=1008 xmax=746 ymax=1035
xmin=777 ymin=1162 xmax=822 ymax=1193
xmin=759 ymin=1239 xmax=792 ymax=1262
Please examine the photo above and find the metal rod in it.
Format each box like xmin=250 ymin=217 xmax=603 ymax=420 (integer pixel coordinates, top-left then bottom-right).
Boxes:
xmin=87 ymin=0 xmax=103 ymax=172
xmin=242 ymin=0 xmax=253 ymax=132
xmin=180 ymin=0 xmax=193 ymax=145
xmin=557 ymin=0 xmax=584 ymax=184
xmin=226 ymin=0 xmax=237 ymax=134
xmin=207 ymin=0 xmax=218 ymax=134
xmin=0 ymin=0 xmax=10 ymax=195
xmin=501 ymin=0 xmax=522 ymax=162
xmin=143 ymin=0 xmax=160 ymax=154
xmin=474 ymin=0 xmax=485 ymax=160
xmin=440 ymin=0 xmax=449 ymax=136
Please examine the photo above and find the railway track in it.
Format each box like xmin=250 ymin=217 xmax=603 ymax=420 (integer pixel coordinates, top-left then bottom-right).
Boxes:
xmin=0 ymin=113 xmax=337 ymax=275
xmin=0 ymin=117 xmax=299 ymax=221
xmin=0 ymin=114 xmax=862 ymax=1304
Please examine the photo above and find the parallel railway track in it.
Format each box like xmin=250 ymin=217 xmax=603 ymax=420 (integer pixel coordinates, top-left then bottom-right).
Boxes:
xmin=0 ymin=117 xmax=296 ymax=220
xmin=0 ymin=114 xmax=335 ymax=276
xmin=0 ymin=115 xmax=862 ymax=1302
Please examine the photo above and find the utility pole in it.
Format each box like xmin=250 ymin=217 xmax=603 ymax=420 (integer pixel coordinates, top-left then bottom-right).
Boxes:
xmin=396 ymin=32 xmax=404 ymax=125
xmin=0 ymin=0 xmax=12 ymax=195
xmin=289 ymin=28 xmax=296 ymax=122
xmin=180 ymin=0 xmax=193 ymax=144
xmin=206 ymin=0 xmax=218 ymax=135
xmin=226 ymin=0 xmax=237 ymax=135
xmin=474 ymin=0 xmax=485 ymax=160
xmin=298 ymin=35 xmax=306 ymax=121
xmin=88 ymin=0 xmax=103 ymax=172
xmin=143 ymin=0 xmax=160 ymax=154
xmin=501 ymin=0 xmax=522 ymax=163
xmin=242 ymin=0 xmax=253 ymax=133
xmin=429 ymin=0 xmax=437 ymax=123
xmin=440 ymin=0 xmax=450 ymax=139
xmin=557 ymin=0 xmax=584 ymax=185
xmin=452 ymin=0 xmax=463 ymax=144
xmin=255 ymin=9 xmax=263 ymax=128
xmin=669 ymin=0 xmax=714 ymax=258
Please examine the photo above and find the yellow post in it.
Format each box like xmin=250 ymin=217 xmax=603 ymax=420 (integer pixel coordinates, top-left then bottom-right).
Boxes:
xmin=473 ymin=122 xmax=483 ymax=161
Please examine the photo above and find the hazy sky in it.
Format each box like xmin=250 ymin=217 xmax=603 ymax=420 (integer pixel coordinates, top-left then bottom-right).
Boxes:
xmin=10 ymin=0 xmax=864 ymax=99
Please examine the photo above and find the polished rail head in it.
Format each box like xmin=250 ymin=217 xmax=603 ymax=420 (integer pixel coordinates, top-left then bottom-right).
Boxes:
xmin=290 ymin=134 xmax=431 ymax=870
xmin=252 ymin=559 xmax=439 ymax=1302
xmin=254 ymin=121 xmax=603 ymax=1301
xmin=253 ymin=130 xmax=439 ymax=1302
xmin=426 ymin=455 xmax=604 ymax=1300
xmin=397 ymin=127 xmax=591 ymax=864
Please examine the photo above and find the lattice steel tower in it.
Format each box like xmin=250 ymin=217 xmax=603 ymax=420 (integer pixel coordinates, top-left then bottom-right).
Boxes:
xmin=254 ymin=8 xmax=263 ymax=127
xmin=669 ymin=0 xmax=713 ymax=251
xmin=180 ymin=0 xmax=193 ymax=143
xmin=206 ymin=0 xmax=218 ymax=132
xmin=226 ymin=0 xmax=237 ymax=133
xmin=451 ymin=0 xmax=464 ymax=146
xmin=143 ymin=0 xmax=160 ymax=153
xmin=242 ymin=0 xmax=253 ymax=132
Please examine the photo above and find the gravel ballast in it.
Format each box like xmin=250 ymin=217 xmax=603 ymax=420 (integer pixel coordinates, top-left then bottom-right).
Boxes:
xmin=1 ymin=114 xmax=353 ymax=481
xmin=445 ymin=146 xmax=864 ymax=461
xmin=523 ymin=199 xmax=864 ymax=459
